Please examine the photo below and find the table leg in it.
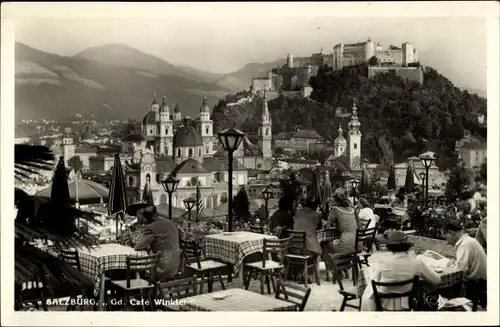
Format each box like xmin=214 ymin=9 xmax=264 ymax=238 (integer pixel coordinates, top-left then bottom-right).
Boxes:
xmin=98 ymin=275 xmax=106 ymax=311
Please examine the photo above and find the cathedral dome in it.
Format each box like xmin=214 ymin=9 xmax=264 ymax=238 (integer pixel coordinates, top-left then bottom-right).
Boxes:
xmin=80 ymin=127 xmax=93 ymax=141
xmin=173 ymin=117 xmax=203 ymax=147
xmin=142 ymin=111 xmax=156 ymax=125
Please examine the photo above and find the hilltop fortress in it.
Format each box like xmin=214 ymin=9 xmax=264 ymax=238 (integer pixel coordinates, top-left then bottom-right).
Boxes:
xmin=251 ymin=38 xmax=423 ymax=97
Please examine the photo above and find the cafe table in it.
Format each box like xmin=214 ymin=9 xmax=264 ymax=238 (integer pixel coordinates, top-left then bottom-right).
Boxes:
xmin=180 ymin=288 xmax=297 ymax=311
xmin=54 ymin=243 xmax=149 ymax=311
xmin=204 ymin=231 xmax=277 ymax=287
xmin=357 ymin=252 xmax=465 ymax=311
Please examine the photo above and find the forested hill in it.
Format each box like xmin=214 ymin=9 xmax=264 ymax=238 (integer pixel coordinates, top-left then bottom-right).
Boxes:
xmin=211 ymin=64 xmax=487 ymax=170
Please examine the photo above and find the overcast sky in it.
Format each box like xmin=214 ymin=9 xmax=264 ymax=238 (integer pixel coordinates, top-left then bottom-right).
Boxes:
xmin=11 ymin=4 xmax=487 ymax=90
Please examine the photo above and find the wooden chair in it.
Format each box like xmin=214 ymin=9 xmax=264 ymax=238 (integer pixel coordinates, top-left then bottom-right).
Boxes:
xmin=59 ymin=249 xmax=82 ymax=271
xmin=371 ymin=276 xmax=419 ymax=311
xmin=109 ymin=252 xmax=160 ymax=311
xmin=330 ymin=252 xmax=360 ymax=311
xmin=18 ymin=269 xmax=52 ymax=311
xmin=156 ymin=275 xmax=198 ymax=311
xmin=355 ymin=227 xmax=377 ymax=268
xmin=274 ymin=279 xmax=312 ymax=311
xmin=250 ymin=224 xmax=265 ymax=234
xmin=180 ymin=239 xmax=227 ymax=294
xmin=244 ymin=237 xmax=291 ymax=294
xmin=282 ymin=230 xmax=320 ymax=287
xmin=58 ymin=249 xmax=88 ymax=311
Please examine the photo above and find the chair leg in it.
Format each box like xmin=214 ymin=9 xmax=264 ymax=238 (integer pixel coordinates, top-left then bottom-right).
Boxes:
xmin=339 ymin=297 xmax=347 ymax=311
xmin=244 ymin=269 xmax=251 ymax=290
xmin=148 ymin=289 xmax=155 ymax=311
xmin=260 ymin=272 xmax=265 ymax=295
xmin=303 ymin=261 xmax=308 ymax=288
xmin=358 ymin=298 xmax=362 ymax=311
xmin=283 ymin=259 xmax=290 ymax=281
xmin=265 ymin=274 xmax=271 ymax=294
xmin=199 ymin=273 xmax=205 ymax=294
xmin=218 ymin=271 xmax=226 ymax=290
xmin=270 ymin=274 xmax=276 ymax=294
xmin=208 ymin=271 xmax=214 ymax=293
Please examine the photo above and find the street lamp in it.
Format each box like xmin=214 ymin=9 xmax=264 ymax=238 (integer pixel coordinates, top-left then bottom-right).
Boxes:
xmin=419 ymin=152 xmax=436 ymax=207
xmin=350 ymin=179 xmax=360 ymax=205
xmin=261 ymin=187 xmax=273 ymax=224
xmin=473 ymin=165 xmax=480 ymax=186
xmin=161 ymin=174 xmax=180 ymax=219
xmin=218 ymin=128 xmax=246 ymax=232
xmin=183 ymin=197 xmax=196 ymax=222
xmin=419 ymin=172 xmax=426 ymax=189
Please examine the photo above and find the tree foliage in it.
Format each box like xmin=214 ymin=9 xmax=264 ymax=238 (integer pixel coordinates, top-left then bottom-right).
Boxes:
xmin=232 ymin=186 xmax=251 ymax=223
xmin=212 ymin=64 xmax=487 ymax=171
xmin=445 ymin=163 xmax=474 ymax=202
xmin=67 ymin=156 xmax=84 ymax=172
xmin=367 ymin=56 xmax=380 ymax=66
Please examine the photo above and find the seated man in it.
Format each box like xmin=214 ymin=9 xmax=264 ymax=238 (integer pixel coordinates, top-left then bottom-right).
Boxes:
xmin=442 ymin=222 xmax=487 ymax=308
xmin=134 ymin=205 xmax=182 ymax=282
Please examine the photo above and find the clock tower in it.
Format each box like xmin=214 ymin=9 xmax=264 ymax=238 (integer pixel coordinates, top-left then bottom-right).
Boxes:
xmin=139 ymin=146 xmax=158 ymax=203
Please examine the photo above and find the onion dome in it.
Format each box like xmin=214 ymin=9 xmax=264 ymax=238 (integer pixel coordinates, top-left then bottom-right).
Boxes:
xmin=160 ymin=96 xmax=169 ymax=113
xmin=348 ymin=102 xmax=361 ymax=131
xmin=173 ymin=117 xmax=203 ymax=147
xmin=334 ymin=126 xmax=347 ymax=145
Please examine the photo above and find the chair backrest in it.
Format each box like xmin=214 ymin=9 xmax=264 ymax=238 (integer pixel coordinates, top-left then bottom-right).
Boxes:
xmin=262 ymin=237 xmax=291 ymax=267
xmin=157 ymin=275 xmax=198 ymax=301
xmin=250 ymin=224 xmax=265 ymax=234
xmin=355 ymin=227 xmax=377 ymax=253
xmin=274 ymin=279 xmax=311 ymax=311
xmin=179 ymin=239 xmax=204 ymax=270
xmin=329 ymin=252 xmax=358 ymax=290
xmin=59 ymin=249 xmax=81 ymax=271
xmin=371 ymin=276 xmax=419 ymax=311
xmin=282 ymin=229 xmax=307 ymax=256
xmin=125 ymin=252 xmax=160 ymax=288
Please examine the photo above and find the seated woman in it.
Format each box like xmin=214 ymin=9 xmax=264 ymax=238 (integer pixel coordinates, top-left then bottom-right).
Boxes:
xmin=322 ymin=189 xmax=358 ymax=280
xmin=269 ymin=197 xmax=294 ymax=238
xmin=356 ymin=198 xmax=378 ymax=229
xmin=293 ymin=196 xmax=322 ymax=257
xmin=361 ymin=230 xmax=441 ymax=311
xmin=134 ymin=205 xmax=182 ymax=282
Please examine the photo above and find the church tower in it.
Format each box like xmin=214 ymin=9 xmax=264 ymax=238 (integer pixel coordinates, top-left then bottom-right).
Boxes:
xmin=61 ymin=127 xmax=75 ymax=165
xmin=173 ymin=103 xmax=182 ymax=122
xmin=334 ymin=126 xmax=347 ymax=158
xmin=151 ymin=93 xmax=160 ymax=122
xmin=159 ymin=96 xmax=174 ymax=156
xmin=199 ymin=97 xmax=214 ymax=157
xmin=347 ymin=101 xmax=362 ymax=170
xmin=258 ymin=91 xmax=272 ymax=159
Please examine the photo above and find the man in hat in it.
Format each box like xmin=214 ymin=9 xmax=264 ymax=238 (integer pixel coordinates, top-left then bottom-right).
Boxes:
xmin=361 ymin=230 xmax=441 ymax=311
xmin=134 ymin=205 xmax=182 ymax=282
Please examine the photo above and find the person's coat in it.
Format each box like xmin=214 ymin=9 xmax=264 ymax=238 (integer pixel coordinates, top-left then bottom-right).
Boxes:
xmin=134 ymin=218 xmax=182 ymax=282
xmin=293 ymin=207 xmax=322 ymax=255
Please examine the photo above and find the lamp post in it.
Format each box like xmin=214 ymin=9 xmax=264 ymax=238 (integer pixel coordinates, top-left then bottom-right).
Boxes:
xmin=218 ymin=128 xmax=246 ymax=232
xmin=473 ymin=165 xmax=480 ymax=186
xmin=419 ymin=152 xmax=436 ymax=207
xmin=183 ymin=197 xmax=196 ymax=226
xmin=350 ymin=179 xmax=360 ymax=206
xmin=161 ymin=175 xmax=180 ymax=219
xmin=261 ymin=187 xmax=273 ymax=224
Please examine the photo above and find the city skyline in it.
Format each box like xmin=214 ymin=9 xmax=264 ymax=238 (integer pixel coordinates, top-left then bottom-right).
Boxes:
xmin=11 ymin=5 xmax=487 ymax=91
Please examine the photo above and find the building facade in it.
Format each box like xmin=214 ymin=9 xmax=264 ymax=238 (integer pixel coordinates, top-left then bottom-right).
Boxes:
xmin=455 ymin=130 xmax=487 ymax=169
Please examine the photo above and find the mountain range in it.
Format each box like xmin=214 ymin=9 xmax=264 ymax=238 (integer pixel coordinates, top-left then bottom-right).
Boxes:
xmin=14 ymin=42 xmax=284 ymax=122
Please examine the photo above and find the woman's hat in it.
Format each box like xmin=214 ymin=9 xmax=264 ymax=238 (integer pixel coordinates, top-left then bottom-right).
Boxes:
xmin=376 ymin=230 xmax=413 ymax=245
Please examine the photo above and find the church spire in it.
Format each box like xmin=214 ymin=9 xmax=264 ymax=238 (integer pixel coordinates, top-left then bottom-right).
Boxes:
xmin=152 ymin=93 xmax=157 ymax=105
xmin=262 ymin=91 xmax=270 ymax=119
xmin=348 ymin=100 xmax=361 ymax=135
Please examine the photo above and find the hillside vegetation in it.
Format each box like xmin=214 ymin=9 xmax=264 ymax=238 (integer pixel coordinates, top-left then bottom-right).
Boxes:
xmin=212 ymin=64 xmax=487 ymax=170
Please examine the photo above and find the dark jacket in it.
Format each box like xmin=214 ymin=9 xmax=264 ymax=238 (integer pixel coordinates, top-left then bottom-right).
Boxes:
xmin=134 ymin=218 xmax=182 ymax=282
xmin=293 ymin=207 xmax=322 ymax=255
xmin=269 ymin=209 xmax=294 ymax=231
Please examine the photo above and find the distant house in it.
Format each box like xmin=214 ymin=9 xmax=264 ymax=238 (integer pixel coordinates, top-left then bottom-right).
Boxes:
xmin=290 ymin=129 xmax=323 ymax=153
xmin=455 ymin=130 xmax=487 ymax=170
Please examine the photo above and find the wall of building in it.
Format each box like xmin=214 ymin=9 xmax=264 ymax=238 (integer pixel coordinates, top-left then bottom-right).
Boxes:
xmin=251 ymin=78 xmax=273 ymax=93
